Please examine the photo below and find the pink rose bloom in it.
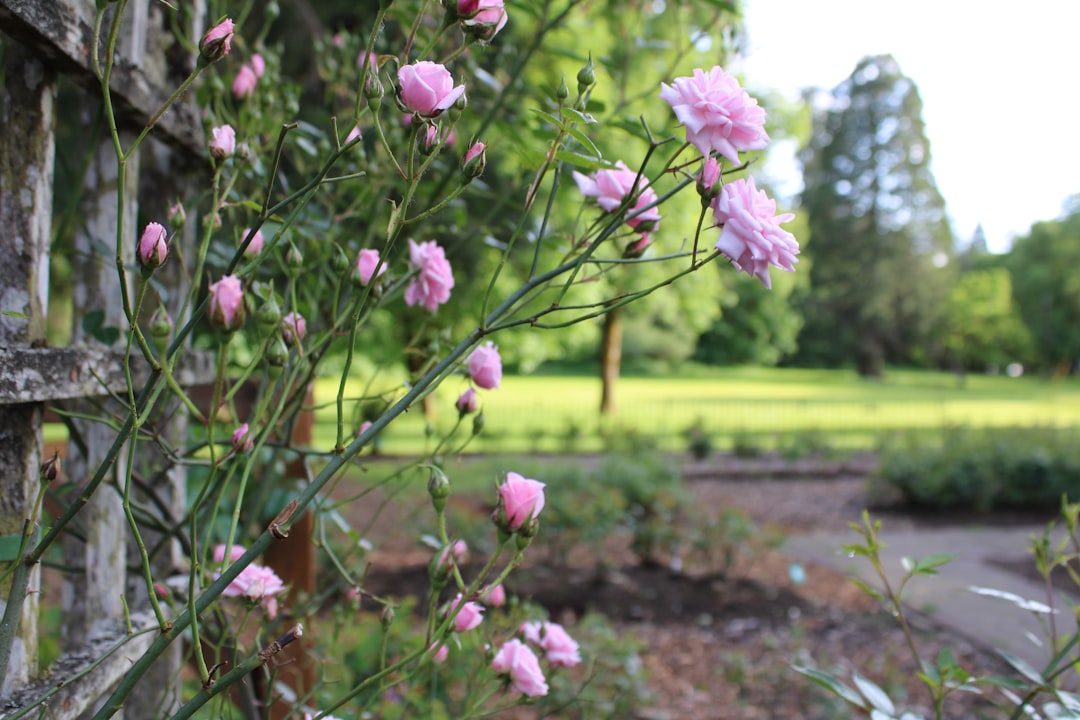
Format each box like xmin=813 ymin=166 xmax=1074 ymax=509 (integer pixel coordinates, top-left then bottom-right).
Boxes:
xmin=209 ymin=124 xmax=236 ymax=159
xmin=397 ymin=61 xmax=465 ymax=118
xmin=537 ymin=622 xmax=581 ymax=667
xmin=250 ymin=53 xmax=265 ymax=78
xmin=572 ymin=161 xmax=661 ymax=232
xmin=440 ymin=539 xmax=468 ymax=568
xmin=491 ymin=639 xmax=548 ymax=697
xmin=497 ymin=472 xmax=546 ymax=531
xmin=232 ymin=65 xmax=257 ymax=98
xmin=660 ymin=66 xmax=769 ymax=165
xmin=710 ymin=177 xmax=799 ymax=290
xmin=345 ymin=126 xmax=362 ymax=144
xmin=404 ymin=239 xmax=455 ymax=312
xmin=208 ymin=275 xmax=245 ymax=330
xmin=242 ymin=228 xmax=263 ymax=257
xmin=355 ymin=248 xmax=385 ymax=285
xmin=232 ymin=423 xmax=254 ymax=451
xmin=456 ymin=387 xmax=478 ymax=415
xmin=220 ymin=563 xmax=285 ymax=617
xmin=212 ymin=543 xmax=246 ymax=564
xmin=483 ymin=583 xmax=506 ymax=607
xmin=448 ymin=593 xmax=484 ymax=632
xmin=461 ymin=0 xmax=508 ymax=41
xmin=281 ymin=312 xmax=306 ymax=345
xmin=137 ymin=221 xmax=168 ymax=269
xmin=430 ymin=642 xmax=449 ymax=664
xmin=200 ymin=18 xmax=235 ymax=61
xmin=467 ymin=341 xmax=502 ymax=389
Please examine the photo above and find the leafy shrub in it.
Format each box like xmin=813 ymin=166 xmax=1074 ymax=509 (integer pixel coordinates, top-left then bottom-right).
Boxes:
xmin=683 ymin=417 xmax=714 ymax=460
xmin=874 ymin=426 xmax=1080 ymax=512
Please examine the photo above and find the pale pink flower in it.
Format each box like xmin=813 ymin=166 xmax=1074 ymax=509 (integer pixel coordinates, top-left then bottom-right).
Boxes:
xmin=242 ymin=228 xmax=263 ymax=257
xmin=208 ymin=275 xmax=244 ymax=330
xmin=572 ymin=161 xmax=660 ymax=232
xmin=534 ymin=622 xmax=581 ymax=667
xmin=220 ymin=564 xmax=285 ymax=615
xmin=430 ymin=642 xmax=449 ymax=663
xmin=345 ymin=125 xmax=362 ymax=144
xmin=460 ymin=0 xmax=508 ymax=41
xmin=497 ymin=472 xmax=546 ymax=531
xmin=448 ymin=593 xmax=484 ymax=632
xmin=660 ymin=66 xmax=769 ymax=165
xmin=710 ymin=177 xmax=799 ymax=290
xmin=397 ymin=61 xmax=465 ymax=118
xmin=212 ymin=543 xmax=246 ymax=564
xmin=357 ymin=51 xmax=378 ymax=71
xmin=137 ymin=222 xmax=168 ymax=269
xmin=404 ymin=239 xmax=454 ymax=312
xmin=467 ymin=341 xmax=502 ymax=389
xmin=209 ymin=124 xmax=236 ymax=159
xmin=281 ymin=312 xmax=306 ymax=345
xmin=483 ymin=583 xmax=506 ymax=607
xmin=491 ymin=639 xmax=548 ymax=697
xmin=232 ymin=65 xmax=257 ymax=98
xmin=456 ymin=387 xmax=479 ymax=415
xmin=439 ymin=540 xmax=468 ymax=569
xmin=200 ymin=18 xmax=235 ymax=62
xmin=250 ymin=53 xmax=266 ymax=78
xmin=232 ymin=423 xmax=254 ymax=451
xmin=355 ymin=248 xmax=385 ymax=285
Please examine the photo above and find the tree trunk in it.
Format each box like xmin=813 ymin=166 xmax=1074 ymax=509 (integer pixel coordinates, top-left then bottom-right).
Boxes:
xmin=599 ymin=306 xmax=623 ymax=414
xmin=856 ymin=333 xmax=884 ymax=378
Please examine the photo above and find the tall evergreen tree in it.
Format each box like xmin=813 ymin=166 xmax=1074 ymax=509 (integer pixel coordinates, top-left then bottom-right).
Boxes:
xmin=796 ymin=55 xmax=953 ymax=376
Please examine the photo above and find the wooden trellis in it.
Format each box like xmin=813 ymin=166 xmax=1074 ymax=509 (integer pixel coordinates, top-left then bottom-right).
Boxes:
xmin=0 ymin=1 xmax=212 ymax=716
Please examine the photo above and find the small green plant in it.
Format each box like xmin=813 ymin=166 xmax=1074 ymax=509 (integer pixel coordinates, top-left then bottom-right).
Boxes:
xmin=683 ymin=417 xmax=714 ymax=460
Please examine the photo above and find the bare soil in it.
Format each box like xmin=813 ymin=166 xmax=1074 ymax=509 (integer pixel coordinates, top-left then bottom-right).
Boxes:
xmin=350 ymin=454 xmax=1018 ymax=719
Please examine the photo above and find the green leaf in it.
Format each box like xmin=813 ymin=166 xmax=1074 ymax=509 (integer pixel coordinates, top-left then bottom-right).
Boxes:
xmin=564 ymin=126 xmax=602 ymax=159
xmin=792 ymin=666 xmax=867 ymax=709
xmin=998 ymin=650 xmax=1047 ymax=687
xmin=914 ymin=553 xmax=956 ymax=575
xmin=848 ymin=578 xmax=884 ymax=601
xmin=853 ymin=672 xmax=896 ymax=715
xmin=530 ymin=108 xmax=564 ymax=130
xmin=81 ymin=310 xmax=120 ymax=345
xmin=553 ymin=150 xmax=607 ymax=170
xmin=0 ymin=310 xmax=27 ymax=318
xmin=563 ymin=107 xmax=598 ymax=125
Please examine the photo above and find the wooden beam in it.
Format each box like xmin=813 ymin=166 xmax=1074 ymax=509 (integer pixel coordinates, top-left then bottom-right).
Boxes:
xmin=0 ymin=0 xmax=205 ymax=155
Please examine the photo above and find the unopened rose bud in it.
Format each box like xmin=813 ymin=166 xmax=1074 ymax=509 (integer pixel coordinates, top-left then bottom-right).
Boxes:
xmin=209 ymin=124 xmax=236 ymax=161
xmin=696 ymin=157 xmax=721 ymax=205
xmin=137 ymin=222 xmax=168 ymax=271
xmin=380 ymin=605 xmax=395 ymax=628
xmin=623 ymin=234 xmax=651 ymax=259
xmin=461 ymin=141 xmax=486 ymax=181
xmin=332 ymin=245 xmax=351 ymax=273
xmin=428 ymin=467 xmax=451 ymax=512
xmin=208 ymin=275 xmax=245 ymax=332
xmin=266 ymin=335 xmax=289 ymax=367
xmin=577 ymin=55 xmax=595 ymax=93
xmin=168 ymin=202 xmax=186 ymax=229
xmin=472 ymin=412 xmax=485 ymax=435
xmin=281 ymin=311 xmax=306 ymax=346
xmin=39 ymin=452 xmax=59 ymax=484
xmin=255 ymin=296 xmax=282 ymax=337
xmin=148 ymin=306 xmax=173 ymax=353
xmin=199 ymin=18 xmax=235 ymax=64
xmin=556 ymin=75 xmax=569 ymax=102
xmin=420 ymin=124 xmax=441 ymax=155
xmin=286 ymin=245 xmax=304 ymax=268
xmin=456 ymin=387 xmax=478 ymax=417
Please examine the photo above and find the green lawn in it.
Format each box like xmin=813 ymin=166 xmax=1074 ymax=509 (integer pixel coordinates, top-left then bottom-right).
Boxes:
xmin=309 ymin=366 xmax=1080 ymax=455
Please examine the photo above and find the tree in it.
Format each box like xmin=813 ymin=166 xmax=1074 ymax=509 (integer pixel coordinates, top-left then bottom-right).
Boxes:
xmin=796 ymin=55 xmax=954 ymax=376
xmin=942 ymin=268 xmax=1033 ymax=372
xmin=1008 ymin=209 xmax=1080 ymax=372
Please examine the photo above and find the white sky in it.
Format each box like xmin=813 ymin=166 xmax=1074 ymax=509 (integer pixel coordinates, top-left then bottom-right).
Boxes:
xmin=735 ymin=1 xmax=1080 ymax=252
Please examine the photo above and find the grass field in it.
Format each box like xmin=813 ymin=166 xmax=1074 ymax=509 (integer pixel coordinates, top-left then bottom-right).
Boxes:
xmin=308 ymin=366 xmax=1080 ymax=455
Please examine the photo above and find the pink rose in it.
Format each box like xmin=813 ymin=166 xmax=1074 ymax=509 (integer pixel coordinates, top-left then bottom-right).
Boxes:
xmin=209 ymin=124 xmax=236 ymax=159
xmin=208 ymin=275 xmax=245 ymax=331
xmin=430 ymin=642 xmax=449 ymax=664
xmin=467 ymin=341 xmax=502 ymax=389
xmin=660 ymin=66 xmax=769 ymax=165
xmin=137 ymin=221 xmax=168 ymax=269
xmin=483 ymin=583 xmax=506 ymax=607
xmin=457 ymin=0 xmax=480 ymax=13
xmin=232 ymin=423 xmax=254 ymax=451
xmin=404 ymin=239 xmax=455 ymax=312
xmin=460 ymin=0 xmax=508 ymax=41
xmin=250 ymin=53 xmax=265 ymax=78
xmin=439 ymin=539 xmax=468 ymax=569
xmin=572 ymin=161 xmax=661 ymax=232
xmin=242 ymin=228 xmax=263 ymax=257
xmin=710 ymin=177 xmax=799 ymax=290
xmin=232 ymin=65 xmax=257 ymax=98
xmin=697 ymin=157 xmax=721 ymax=199
xmin=355 ymin=248 xmax=386 ymax=285
xmin=220 ymin=563 xmax=285 ymax=616
xmin=448 ymin=593 xmax=484 ymax=632
xmin=212 ymin=543 xmax=246 ymax=564
xmin=281 ymin=312 xmax=306 ymax=345
xmin=200 ymin=18 xmax=234 ymax=62
xmin=456 ymin=387 xmax=478 ymax=415
xmin=397 ymin=61 xmax=465 ymax=118
xmin=491 ymin=639 xmax=548 ymax=697
xmin=497 ymin=472 xmax=546 ymax=531
xmin=536 ymin=622 xmax=581 ymax=667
